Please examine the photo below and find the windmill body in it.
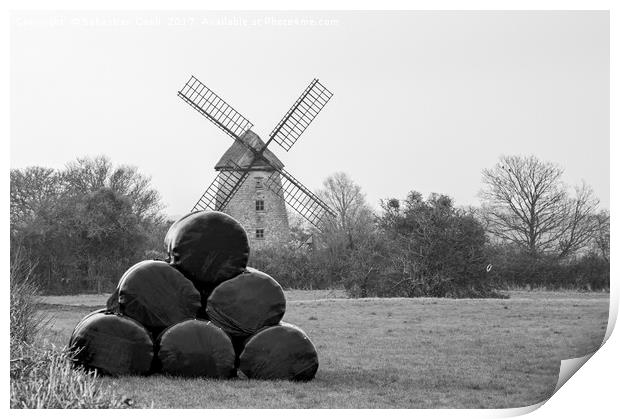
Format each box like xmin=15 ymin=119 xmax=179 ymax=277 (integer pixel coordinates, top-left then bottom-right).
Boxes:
xmin=178 ymin=75 xmax=336 ymax=247
xmin=214 ymin=131 xmax=290 ymax=248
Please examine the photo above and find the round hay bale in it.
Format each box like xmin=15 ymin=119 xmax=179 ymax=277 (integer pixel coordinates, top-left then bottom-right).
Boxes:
xmin=238 ymin=322 xmax=319 ymax=381
xmin=157 ymin=319 xmax=236 ymax=378
xmin=71 ymin=308 xmax=108 ymax=336
xmin=164 ymin=211 xmax=249 ymax=291
xmin=117 ymin=260 xmax=201 ymax=336
xmin=207 ymin=268 xmax=286 ymax=338
xmin=69 ymin=312 xmax=154 ymax=376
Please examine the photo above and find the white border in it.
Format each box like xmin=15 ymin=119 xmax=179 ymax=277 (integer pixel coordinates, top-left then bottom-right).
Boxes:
xmin=2 ymin=1 xmax=616 ymax=418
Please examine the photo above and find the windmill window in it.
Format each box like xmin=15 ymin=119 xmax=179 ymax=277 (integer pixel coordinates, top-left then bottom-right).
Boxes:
xmin=255 ymin=229 xmax=265 ymax=239
xmin=255 ymin=200 xmax=265 ymax=211
xmin=255 ymin=177 xmax=264 ymax=189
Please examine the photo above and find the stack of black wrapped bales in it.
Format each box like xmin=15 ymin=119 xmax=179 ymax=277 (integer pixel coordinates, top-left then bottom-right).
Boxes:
xmin=69 ymin=211 xmax=319 ymax=381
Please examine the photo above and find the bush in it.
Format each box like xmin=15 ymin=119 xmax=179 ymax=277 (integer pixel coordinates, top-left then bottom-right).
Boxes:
xmin=366 ymin=192 xmax=504 ymax=298
xmin=569 ymin=253 xmax=610 ymax=290
xmin=249 ymin=244 xmax=335 ymax=289
xmin=343 ymin=269 xmax=507 ymax=299
xmin=486 ymin=246 xmax=610 ymax=291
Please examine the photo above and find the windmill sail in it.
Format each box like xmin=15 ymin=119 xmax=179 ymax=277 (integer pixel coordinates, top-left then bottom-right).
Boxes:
xmin=179 ymin=74 xmax=336 ymax=232
xmin=264 ymin=167 xmax=335 ymax=229
xmin=192 ymin=160 xmax=249 ymax=212
xmin=178 ymin=76 xmax=253 ymax=140
xmin=267 ymin=79 xmax=333 ymax=151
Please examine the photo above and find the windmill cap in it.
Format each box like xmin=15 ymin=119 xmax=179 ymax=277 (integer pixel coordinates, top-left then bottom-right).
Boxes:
xmin=214 ymin=130 xmax=285 ymax=171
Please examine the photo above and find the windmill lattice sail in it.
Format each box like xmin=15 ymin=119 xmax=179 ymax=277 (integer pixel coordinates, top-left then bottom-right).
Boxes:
xmin=178 ymin=76 xmax=253 ymax=140
xmin=264 ymin=168 xmax=335 ymax=229
xmin=192 ymin=161 xmax=249 ymax=212
xmin=179 ymin=75 xmax=336 ymax=232
xmin=268 ymin=79 xmax=333 ymax=151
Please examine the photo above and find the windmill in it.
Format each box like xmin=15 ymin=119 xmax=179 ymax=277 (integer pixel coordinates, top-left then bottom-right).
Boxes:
xmin=177 ymin=75 xmax=336 ymax=248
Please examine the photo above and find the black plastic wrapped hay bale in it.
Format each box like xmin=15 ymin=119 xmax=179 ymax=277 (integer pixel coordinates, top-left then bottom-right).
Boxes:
xmin=157 ymin=319 xmax=236 ymax=378
xmin=207 ymin=267 xmax=286 ymax=338
xmin=69 ymin=312 xmax=154 ymax=376
xmin=105 ymin=289 xmax=119 ymax=312
xmin=117 ymin=260 xmax=201 ymax=336
xmin=238 ymin=322 xmax=319 ymax=381
xmin=71 ymin=308 xmax=108 ymax=336
xmin=164 ymin=211 xmax=249 ymax=293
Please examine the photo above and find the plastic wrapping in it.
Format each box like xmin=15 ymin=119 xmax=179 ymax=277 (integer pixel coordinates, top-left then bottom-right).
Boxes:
xmin=117 ymin=260 xmax=201 ymax=336
xmin=105 ymin=289 xmax=119 ymax=312
xmin=69 ymin=312 xmax=154 ymax=376
xmin=157 ymin=319 xmax=236 ymax=378
xmin=164 ymin=211 xmax=249 ymax=292
xmin=238 ymin=322 xmax=319 ymax=381
xmin=207 ymin=267 xmax=286 ymax=338
xmin=71 ymin=308 xmax=108 ymax=336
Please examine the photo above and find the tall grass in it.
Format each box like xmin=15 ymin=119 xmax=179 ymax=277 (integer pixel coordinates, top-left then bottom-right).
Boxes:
xmin=10 ymin=248 xmax=128 ymax=409
xmin=10 ymin=347 xmax=127 ymax=409
xmin=10 ymin=248 xmax=41 ymax=355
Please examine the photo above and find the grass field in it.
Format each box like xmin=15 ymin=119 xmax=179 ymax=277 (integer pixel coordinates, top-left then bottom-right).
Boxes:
xmin=36 ymin=290 xmax=609 ymax=409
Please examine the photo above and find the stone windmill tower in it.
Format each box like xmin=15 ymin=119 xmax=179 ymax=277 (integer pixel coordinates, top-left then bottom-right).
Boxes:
xmin=213 ymin=131 xmax=289 ymax=248
xmin=177 ymin=76 xmax=335 ymax=249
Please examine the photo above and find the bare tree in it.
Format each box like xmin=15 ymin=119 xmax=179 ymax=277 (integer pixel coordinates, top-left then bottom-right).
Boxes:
xmin=557 ymin=182 xmax=599 ymax=258
xmin=591 ymin=209 xmax=610 ymax=262
xmin=481 ymin=155 xmax=599 ymax=258
xmin=318 ymin=172 xmax=374 ymax=250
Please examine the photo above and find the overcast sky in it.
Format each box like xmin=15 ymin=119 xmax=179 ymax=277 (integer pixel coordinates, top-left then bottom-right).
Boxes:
xmin=11 ymin=10 xmax=609 ymax=216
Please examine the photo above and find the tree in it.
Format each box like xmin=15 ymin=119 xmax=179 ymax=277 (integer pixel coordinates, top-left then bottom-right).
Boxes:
xmin=63 ymin=156 xmax=164 ymax=223
xmin=336 ymin=227 xmax=390 ymax=298
xmin=313 ymin=172 xmax=382 ymax=292
xmin=481 ymin=155 xmax=599 ymax=258
xmin=377 ymin=192 xmax=498 ymax=298
xmin=557 ymin=182 xmax=600 ymax=258
xmin=10 ymin=167 xmax=62 ymax=231
xmin=317 ymin=172 xmax=374 ymax=250
xmin=79 ymin=188 xmax=146 ymax=293
xmin=591 ymin=209 xmax=610 ymax=262
xmin=10 ymin=155 xmax=167 ymax=293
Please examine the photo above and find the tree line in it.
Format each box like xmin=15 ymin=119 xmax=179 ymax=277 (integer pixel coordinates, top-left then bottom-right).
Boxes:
xmin=252 ymin=155 xmax=609 ymax=297
xmin=10 ymin=156 xmax=170 ymax=294
xmin=11 ymin=154 xmax=609 ymax=296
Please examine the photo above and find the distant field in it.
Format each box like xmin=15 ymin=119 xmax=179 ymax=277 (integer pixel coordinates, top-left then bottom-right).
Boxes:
xmin=37 ymin=290 xmax=609 ymax=409
xmin=38 ymin=289 xmax=348 ymax=307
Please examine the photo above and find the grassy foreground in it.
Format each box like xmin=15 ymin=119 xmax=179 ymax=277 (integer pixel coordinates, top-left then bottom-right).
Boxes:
xmin=37 ymin=290 xmax=608 ymax=409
